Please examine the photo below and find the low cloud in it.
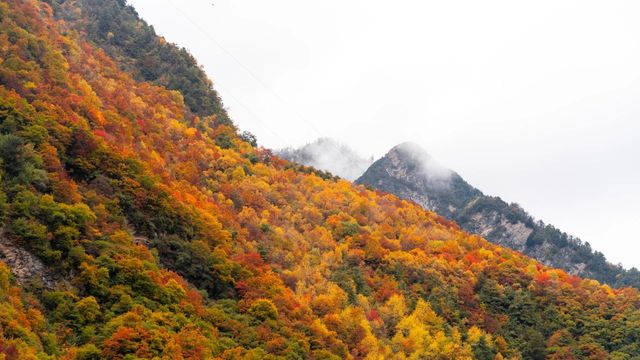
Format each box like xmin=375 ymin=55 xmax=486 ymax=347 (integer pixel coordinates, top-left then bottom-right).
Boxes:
xmin=392 ymin=142 xmax=453 ymax=188
xmin=278 ymin=138 xmax=373 ymax=181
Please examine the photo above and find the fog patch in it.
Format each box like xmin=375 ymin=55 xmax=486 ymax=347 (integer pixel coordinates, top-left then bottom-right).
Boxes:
xmin=392 ymin=142 xmax=453 ymax=188
xmin=278 ymin=138 xmax=373 ymax=181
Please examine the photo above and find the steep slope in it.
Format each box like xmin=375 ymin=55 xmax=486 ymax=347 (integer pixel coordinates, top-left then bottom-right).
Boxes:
xmin=0 ymin=1 xmax=638 ymax=359
xmin=278 ymin=138 xmax=373 ymax=181
xmin=357 ymin=143 xmax=640 ymax=288
xmin=48 ymin=0 xmax=229 ymax=120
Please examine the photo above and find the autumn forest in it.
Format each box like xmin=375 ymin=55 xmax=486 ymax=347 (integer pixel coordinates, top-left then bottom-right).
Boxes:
xmin=0 ymin=0 xmax=638 ymax=359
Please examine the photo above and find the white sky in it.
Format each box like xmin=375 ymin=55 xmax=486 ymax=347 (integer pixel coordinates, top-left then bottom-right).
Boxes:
xmin=128 ymin=0 xmax=640 ymax=269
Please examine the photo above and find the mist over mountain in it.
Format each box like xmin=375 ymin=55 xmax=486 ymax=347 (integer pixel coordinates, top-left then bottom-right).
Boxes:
xmin=356 ymin=143 xmax=640 ymax=288
xmin=278 ymin=137 xmax=373 ymax=180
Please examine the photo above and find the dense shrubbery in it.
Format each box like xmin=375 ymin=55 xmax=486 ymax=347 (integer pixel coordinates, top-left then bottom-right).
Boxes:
xmin=0 ymin=0 xmax=637 ymax=358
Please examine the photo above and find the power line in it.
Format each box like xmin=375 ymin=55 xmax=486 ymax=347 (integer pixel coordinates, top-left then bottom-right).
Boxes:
xmin=163 ymin=0 xmax=323 ymax=139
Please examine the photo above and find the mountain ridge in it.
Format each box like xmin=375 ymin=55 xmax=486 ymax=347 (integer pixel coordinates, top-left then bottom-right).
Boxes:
xmin=356 ymin=143 xmax=640 ymax=288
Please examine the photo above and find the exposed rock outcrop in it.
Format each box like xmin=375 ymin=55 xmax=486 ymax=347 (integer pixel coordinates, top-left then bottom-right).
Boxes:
xmin=0 ymin=230 xmax=56 ymax=288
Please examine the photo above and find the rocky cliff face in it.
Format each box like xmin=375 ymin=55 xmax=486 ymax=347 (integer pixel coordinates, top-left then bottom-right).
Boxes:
xmin=0 ymin=229 xmax=56 ymax=288
xmin=356 ymin=143 xmax=640 ymax=288
xmin=356 ymin=143 xmax=480 ymax=218
xmin=467 ymin=210 xmax=533 ymax=252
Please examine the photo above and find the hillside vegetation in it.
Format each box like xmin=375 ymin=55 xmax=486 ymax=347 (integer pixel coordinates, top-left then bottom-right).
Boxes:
xmin=48 ymin=0 xmax=229 ymax=120
xmin=0 ymin=1 xmax=638 ymax=359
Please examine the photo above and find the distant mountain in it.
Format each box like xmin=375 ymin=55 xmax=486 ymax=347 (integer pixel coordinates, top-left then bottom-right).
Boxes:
xmin=278 ymin=138 xmax=373 ymax=180
xmin=356 ymin=142 xmax=640 ymax=288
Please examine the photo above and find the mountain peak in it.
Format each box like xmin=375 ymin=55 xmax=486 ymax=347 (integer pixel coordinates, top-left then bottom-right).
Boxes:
xmin=357 ymin=143 xmax=476 ymax=218
xmin=382 ymin=142 xmax=453 ymax=185
xmin=390 ymin=141 xmax=429 ymax=154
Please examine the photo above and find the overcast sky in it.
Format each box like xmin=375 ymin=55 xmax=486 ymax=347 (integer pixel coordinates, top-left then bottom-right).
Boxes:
xmin=128 ymin=0 xmax=640 ymax=269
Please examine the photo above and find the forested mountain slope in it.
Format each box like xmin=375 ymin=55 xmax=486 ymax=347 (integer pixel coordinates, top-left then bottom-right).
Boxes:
xmin=357 ymin=143 xmax=640 ymax=289
xmin=0 ymin=1 xmax=638 ymax=359
xmin=48 ymin=0 xmax=229 ymax=120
